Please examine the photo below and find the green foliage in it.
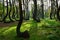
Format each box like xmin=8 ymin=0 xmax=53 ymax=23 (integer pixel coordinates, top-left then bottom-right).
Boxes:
xmin=0 ymin=3 xmax=3 ymax=14
xmin=0 ymin=19 xmax=60 ymax=40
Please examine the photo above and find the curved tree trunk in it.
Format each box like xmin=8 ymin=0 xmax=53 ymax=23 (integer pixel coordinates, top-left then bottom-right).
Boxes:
xmin=16 ymin=0 xmax=29 ymax=38
xmin=16 ymin=6 xmax=19 ymax=18
xmin=3 ymin=0 xmax=9 ymax=22
xmin=12 ymin=0 xmax=15 ymax=19
xmin=9 ymin=0 xmax=14 ymax=22
xmin=3 ymin=0 xmax=13 ymax=23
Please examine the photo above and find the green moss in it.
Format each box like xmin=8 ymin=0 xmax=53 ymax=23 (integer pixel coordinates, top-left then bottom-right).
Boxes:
xmin=0 ymin=19 xmax=60 ymax=40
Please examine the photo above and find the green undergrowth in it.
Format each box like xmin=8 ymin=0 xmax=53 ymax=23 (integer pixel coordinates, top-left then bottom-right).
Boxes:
xmin=0 ymin=19 xmax=60 ymax=40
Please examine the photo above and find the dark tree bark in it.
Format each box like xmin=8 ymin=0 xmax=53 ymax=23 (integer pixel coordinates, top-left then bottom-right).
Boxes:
xmin=16 ymin=0 xmax=29 ymax=38
xmin=50 ymin=0 xmax=55 ymax=19
xmin=22 ymin=0 xmax=25 ymax=20
xmin=2 ymin=0 xmax=4 ymax=21
xmin=50 ymin=0 xmax=53 ymax=19
xmin=16 ymin=6 xmax=19 ymax=18
xmin=33 ymin=0 xmax=40 ymax=22
xmin=54 ymin=0 xmax=58 ymax=19
xmin=15 ymin=6 xmax=20 ymax=21
xmin=12 ymin=0 xmax=15 ymax=19
xmin=25 ymin=0 xmax=30 ymax=20
xmin=3 ymin=0 xmax=13 ymax=23
xmin=9 ymin=0 xmax=14 ymax=22
xmin=56 ymin=0 xmax=58 ymax=9
xmin=3 ymin=0 xmax=9 ymax=22
xmin=57 ymin=6 xmax=60 ymax=21
xmin=11 ymin=0 xmax=19 ymax=21
xmin=41 ymin=0 xmax=44 ymax=19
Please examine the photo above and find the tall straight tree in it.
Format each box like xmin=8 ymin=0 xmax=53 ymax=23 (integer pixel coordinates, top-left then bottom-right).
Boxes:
xmin=56 ymin=0 xmax=58 ymax=9
xmin=57 ymin=6 xmax=60 ymax=21
xmin=22 ymin=0 xmax=25 ymax=19
xmin=25 ymin=0 xmax=30 ymax=20
xmin=41 ymin=0 xmax=44 ymax=19
xmin=54 ymin=0 xmax=58 ymax=18
xmin=33 ymin=0 xmax=40 ymax=22
xmin=16 ymin=0 xmax=29 ymax=38
xmin=2 ymin=0 xmax=4 ymax=20
xmin=56 ymin=0 xmax=60 ymax=21
xmin=50 ymin=0 xmax=55 ymax=19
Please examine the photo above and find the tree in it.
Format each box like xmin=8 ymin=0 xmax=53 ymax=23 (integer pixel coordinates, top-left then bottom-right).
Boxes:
xmin=9 ymin=0 xmax=14 ymax=22
xmin=57 ymin=6 xmax=60 ymax=21
xmin=24 ymin=0 xmax=30 ymax=20
xmin=0 ymin=1 xmax=4 ymax=22
xmin=3 ymin=0 xmax=13 ymax=23
xmin=41 ymin=0 xmax=44 ymax=19
xmin=12 ymin=0 xmax=16 ymax=19
xmin=33 ymin=0 xmax=40 ymax=22
xmin=2 ymin=0 xmax=4 ymax=21
xmin=16 ymin=0 xmax=29 ymax=38
xmin=50 ymin=0 xmax=55 ymax=19
xmin=53 ymin=0 xmax=58 ymax=19
xmin=22 ymin=0 xmax=25 ymax=20
xmin=3 ymin=0 xmax=9 ymax=23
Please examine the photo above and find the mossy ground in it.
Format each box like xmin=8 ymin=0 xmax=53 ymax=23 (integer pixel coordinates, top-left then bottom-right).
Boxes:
xmin=0 ymin=19 xmax=60 ymax=40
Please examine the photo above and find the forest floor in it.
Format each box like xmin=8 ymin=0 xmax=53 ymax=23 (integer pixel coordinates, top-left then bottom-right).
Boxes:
xmin=0 ymin=19 xmax=60 ymax=40
xmin=0 ymin=21 xmax=18 ymax=27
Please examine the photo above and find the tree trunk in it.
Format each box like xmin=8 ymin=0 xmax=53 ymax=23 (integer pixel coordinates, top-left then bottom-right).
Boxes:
xmin=16 ymin=0 xmax=29 ymax=38
xmin=57 ymin=6 xmax=60 ymax=21
xmin=41 ymin=0 xmax=44 ymax=19
xmin=12 ymin=0 xmax=15 ymax=19
xmin=25 ymin=0 xmax=30 ymax=20
xmin=9 ymin=0 xmax=14 ymax=22
xmin=2 ymin=0 xmax=4 ymax=21
xmin=33 ymin=0 xmax=40 ymax=22
xmin=50 ymin=0 xmax=55 ymax=19
xmin=3 ymin=0 xmax=9 ymax=22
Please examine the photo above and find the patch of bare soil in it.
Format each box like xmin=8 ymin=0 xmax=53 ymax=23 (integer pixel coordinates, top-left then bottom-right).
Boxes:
xmin=0 ymin=21 xmax=18 ymax=27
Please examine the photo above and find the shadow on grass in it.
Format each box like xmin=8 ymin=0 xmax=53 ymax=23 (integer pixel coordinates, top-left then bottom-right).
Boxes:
xmin=0 ymin=20 xmax=60 ymax=40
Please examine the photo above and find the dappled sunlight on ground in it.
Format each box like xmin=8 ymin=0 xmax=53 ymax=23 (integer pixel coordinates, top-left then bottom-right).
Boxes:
xmin=0 ymin=19 xmax=60 ymax=40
